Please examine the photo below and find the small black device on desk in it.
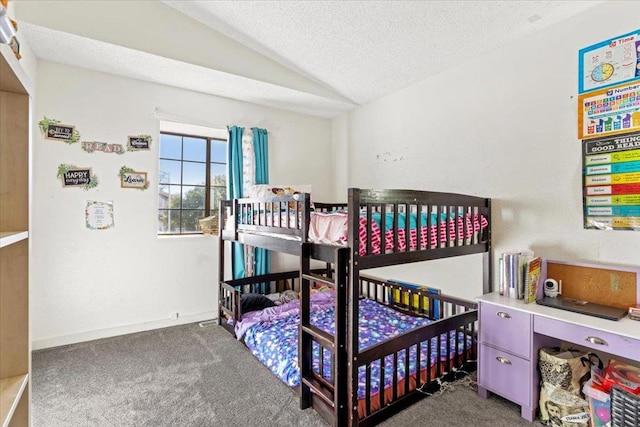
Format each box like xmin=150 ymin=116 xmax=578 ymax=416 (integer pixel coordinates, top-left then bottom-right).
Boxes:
xmin=536 ymin=296 xmax=628 ymax=321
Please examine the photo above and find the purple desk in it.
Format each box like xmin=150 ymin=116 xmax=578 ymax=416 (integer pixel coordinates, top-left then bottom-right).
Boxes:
xmin=477 ymin=292 xmax=640 ymax=422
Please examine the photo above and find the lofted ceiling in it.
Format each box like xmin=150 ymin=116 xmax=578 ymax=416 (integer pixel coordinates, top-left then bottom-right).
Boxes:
xmin=15 ymin=0 xmax=603 ymax=118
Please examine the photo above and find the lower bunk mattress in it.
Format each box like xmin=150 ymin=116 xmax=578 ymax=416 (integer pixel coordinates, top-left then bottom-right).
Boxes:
xmin=233 ymin=290 xmax=474 ymax=418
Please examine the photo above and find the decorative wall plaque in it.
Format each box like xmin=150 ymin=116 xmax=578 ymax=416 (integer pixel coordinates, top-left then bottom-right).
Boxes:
xmin=119 ymin=166 xmax=149 ymax=190
xmin=39 ymin=117 xmax=80 ymax=144
xmin=81 ymin=141 xmax=125 ymax=154
xmin=57 ymin=164 xmax=98 ymax=190
xmin=127 ymin=135 xmax=152 ymax=151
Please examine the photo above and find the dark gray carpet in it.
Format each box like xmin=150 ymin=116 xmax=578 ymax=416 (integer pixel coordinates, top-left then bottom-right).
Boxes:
xmin=32 ymin=323 xmax=544 ymax=426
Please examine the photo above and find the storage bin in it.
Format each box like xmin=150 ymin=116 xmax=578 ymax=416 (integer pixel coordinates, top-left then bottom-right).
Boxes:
xmin=602 ymin=359 xmax=640 ymax=395
xmin=583 ymin=379 xmax=611 ymax=427
xmin=610 ymin=386 xmax=640 ymax=427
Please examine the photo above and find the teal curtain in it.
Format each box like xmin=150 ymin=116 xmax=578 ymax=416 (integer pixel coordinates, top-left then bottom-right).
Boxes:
xmin=227 ymin=126 xmax=245 ymax=279
xmin=252 ymin=128 xmax=270 ymax=276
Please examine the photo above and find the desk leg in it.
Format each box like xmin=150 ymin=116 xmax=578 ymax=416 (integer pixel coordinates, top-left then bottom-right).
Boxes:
xmin=477 ymin=386 xmax=491 ymax=399
xmin=478 ymin=386 xmax=536 ymax=421
xmin=521 ymin=405 xmax=536 ymax=422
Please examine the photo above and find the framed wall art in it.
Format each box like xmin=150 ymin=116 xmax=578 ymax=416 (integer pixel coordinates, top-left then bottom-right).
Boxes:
xmin=119 ymin=166 xmax=149 ymax=190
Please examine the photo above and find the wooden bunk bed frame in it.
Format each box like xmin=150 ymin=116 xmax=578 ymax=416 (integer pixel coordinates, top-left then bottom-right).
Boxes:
xmin=218 ymin=188 xmax=492 ymax=427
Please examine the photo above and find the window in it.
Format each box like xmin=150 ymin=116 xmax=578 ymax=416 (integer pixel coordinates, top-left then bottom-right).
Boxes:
xmin=158 ymin=131 xmax=227 ymax=235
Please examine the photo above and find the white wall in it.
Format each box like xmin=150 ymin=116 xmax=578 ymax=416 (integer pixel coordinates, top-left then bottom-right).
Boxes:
xmin=334 ymin=1 xmax=640 ymax=300
xmin=32 ymin=61 xmax=332 ymax=348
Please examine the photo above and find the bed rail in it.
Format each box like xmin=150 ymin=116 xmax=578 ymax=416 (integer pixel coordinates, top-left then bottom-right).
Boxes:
xmin=348 ymin=188 xmax=491 ymax=270
xmin=220 ymin=196 xmax=346 ymax=238
xmin=218 ymin=268 xmax=333 ymax=331
xmin=297 ymin=272 xmax=478 ymax=426
xmin=358 ymin=275 xmax=477 ymax=319
xmin=219 ymin=193 xmax=313 ymax=254
xmin=220 ymin=188 xmax=491 ymax=272
xmin=357 ymin=311 xmax=477 ymax=425
xmin=218 ymin=270 xmax=302 ymax=334
xmin=356 ymin=289 xmax=478 ymax=425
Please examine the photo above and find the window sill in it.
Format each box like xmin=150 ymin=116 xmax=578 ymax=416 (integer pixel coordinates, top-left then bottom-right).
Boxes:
xmin=157 ymin=233 xmax=212 ymax=240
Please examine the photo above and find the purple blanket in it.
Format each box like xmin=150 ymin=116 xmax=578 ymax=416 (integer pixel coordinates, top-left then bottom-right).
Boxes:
xmin=234 ymin=291 xmax=471 ymax=399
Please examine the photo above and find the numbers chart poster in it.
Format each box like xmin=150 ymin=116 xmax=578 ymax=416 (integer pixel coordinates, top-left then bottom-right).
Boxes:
xmin=578 ymin=29 xmax=640 ymax=94
xmin=577 ymin=81 xmax=640 ymax=139
xmin=583 ymin=132 xmax=640 ymax=231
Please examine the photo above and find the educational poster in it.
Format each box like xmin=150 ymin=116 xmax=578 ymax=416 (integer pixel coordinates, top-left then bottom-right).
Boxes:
xmin=578 ymin=29 xmax=640 ymax=94
xmin=85 ymin=200 xmax=114 ymax=230
xmin=583 ymin=132 xmax=640 ymax=230
xmin=577 ymin=81 xmax=640 ymax=139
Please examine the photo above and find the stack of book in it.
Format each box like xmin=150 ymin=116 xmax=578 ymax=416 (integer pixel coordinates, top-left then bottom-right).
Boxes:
xmin=499 ymin=251 xmax=541 ymax=303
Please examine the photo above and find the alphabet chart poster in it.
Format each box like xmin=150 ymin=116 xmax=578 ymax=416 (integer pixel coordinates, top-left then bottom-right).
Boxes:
xmin=578 ymin=29 xmax=640 ymax=94
xmin=577 ymin=81 xmax=640 ymax=139
xmin=583 ymin=132 xmax=640 ymax=231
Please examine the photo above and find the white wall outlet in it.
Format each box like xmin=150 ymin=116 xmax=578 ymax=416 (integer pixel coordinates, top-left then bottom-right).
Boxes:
xmin=169 ymin=312 xmax=179 ymax=320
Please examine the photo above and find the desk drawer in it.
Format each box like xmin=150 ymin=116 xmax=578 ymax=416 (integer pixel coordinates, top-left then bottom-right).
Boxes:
xmin=534 ymin=316 xmax=640 ymax=361
xmin=479 ymin=343 xmax=531 ymax=406
xmin=480 ymin=302 xmax=531 ymax=358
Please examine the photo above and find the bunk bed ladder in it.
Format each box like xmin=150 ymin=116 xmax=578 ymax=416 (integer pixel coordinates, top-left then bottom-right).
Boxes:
xmin=300 ymin=243 xmax=350 ymax=426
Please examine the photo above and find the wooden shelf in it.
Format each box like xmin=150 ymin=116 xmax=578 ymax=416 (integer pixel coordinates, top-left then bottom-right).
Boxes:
xmin=0 ymin=25 xmax=31 ymax=426
xmin=0 ymin=44 xmax=32 ymax=96
xmin=0 ymin=231 xmax=28 ymax=249
xmin=0 ymin=374 xmax=28 ymax=427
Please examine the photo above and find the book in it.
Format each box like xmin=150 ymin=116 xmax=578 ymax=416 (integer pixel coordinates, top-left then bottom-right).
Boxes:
xmin=387 ymin=279 xmax=441 ymax=319
xmin=501 ymin=251 xmax=521 ymax=299
xmin=523 ymin=256 xmax=542 ymax=304
xmin=518 ymin=250 xmax=534 ymax=299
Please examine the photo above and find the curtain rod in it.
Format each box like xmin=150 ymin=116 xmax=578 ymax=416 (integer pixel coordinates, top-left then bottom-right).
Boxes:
xmin=152 ymin=108 xmax=269 ymax=132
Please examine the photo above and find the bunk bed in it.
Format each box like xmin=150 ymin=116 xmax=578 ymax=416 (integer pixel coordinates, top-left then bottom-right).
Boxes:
xmin=218 ymin=188 xmax=492 ymax=427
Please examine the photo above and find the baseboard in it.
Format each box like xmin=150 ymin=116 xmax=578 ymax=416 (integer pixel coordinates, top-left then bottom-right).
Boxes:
xmin=32 ymin=311 xmax=218 ymax=350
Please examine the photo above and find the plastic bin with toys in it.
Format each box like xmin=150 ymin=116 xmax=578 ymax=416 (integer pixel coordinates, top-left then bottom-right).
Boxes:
xmin=583 ymin=359 xmax=640 ymax=427
xmin=583 ymin=379 xmax=611 ymax=427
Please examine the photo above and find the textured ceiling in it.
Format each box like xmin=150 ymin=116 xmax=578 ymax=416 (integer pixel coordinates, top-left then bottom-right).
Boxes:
xmin=17 ymin=0 xmax=603 ymax=118
xmin=163 ymin=0 xmax=603 ymax=106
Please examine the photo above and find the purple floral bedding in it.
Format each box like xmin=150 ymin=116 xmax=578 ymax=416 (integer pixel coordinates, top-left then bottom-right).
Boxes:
xmin=238 ymin=291 xmax=471 ymax=399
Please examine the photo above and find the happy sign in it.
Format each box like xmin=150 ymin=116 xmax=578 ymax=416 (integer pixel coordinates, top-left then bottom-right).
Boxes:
xmin=62 ymin=168 xmax=92 ymax=186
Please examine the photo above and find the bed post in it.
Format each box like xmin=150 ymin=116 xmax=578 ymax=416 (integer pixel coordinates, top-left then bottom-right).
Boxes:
xmin=347 ymin=188 xmax=361 ymax=426
xmin=299 ymin=243 xmax=312 ymax=410
xmin=335 ymin=247 xmax=350 ymax=425
xmin=482 ymin=198 xmax=492 ymax=294
xmin=301 ymin=193 xmax=310 ymax=242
